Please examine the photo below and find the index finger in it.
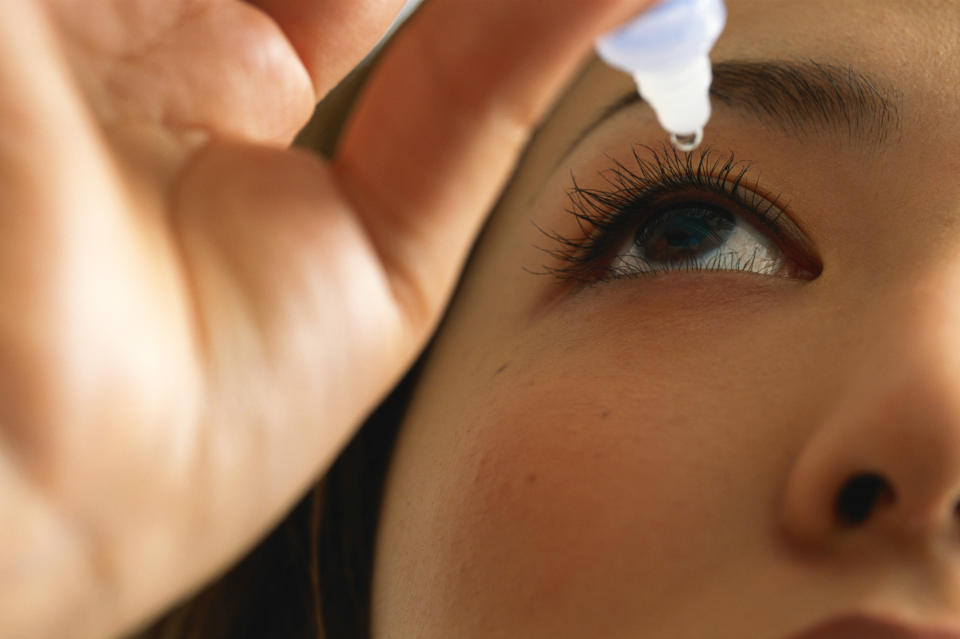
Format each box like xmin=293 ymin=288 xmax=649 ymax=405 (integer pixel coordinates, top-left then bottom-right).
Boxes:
xmin=333 ymin=0 xmax=657 ymax=328
xmin=249 ymin=0 xmax=407 ymax=98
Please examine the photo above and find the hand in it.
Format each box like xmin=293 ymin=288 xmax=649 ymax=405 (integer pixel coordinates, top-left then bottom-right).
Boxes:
xmin=0 ymin=1 xmax=656 ymax=637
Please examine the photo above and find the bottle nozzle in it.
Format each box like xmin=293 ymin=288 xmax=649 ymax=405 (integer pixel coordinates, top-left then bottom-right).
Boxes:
xmin=596 ymin=0 xmax=727 ymax=153
xmin=670 ymin=130 xmax=703 ymax=152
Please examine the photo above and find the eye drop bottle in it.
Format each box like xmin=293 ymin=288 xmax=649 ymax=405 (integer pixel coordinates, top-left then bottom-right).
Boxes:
xmin=596 ymin=0 xmax=727 ymax=151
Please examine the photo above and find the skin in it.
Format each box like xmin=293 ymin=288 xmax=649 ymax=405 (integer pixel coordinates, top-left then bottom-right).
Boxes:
xmin=372 ymin=1 xmax=960 ymax=637
xmin=0 ymin=1 xmax=663 ymax=638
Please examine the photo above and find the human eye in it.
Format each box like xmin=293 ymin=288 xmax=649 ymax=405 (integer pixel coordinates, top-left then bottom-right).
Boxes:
xmin=539 ymin=145 xmax=822 ymax=283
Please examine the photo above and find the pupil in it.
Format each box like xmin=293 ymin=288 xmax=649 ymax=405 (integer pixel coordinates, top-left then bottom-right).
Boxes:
xmin=665 ymin=226 xmax=707 ymax=249
xmin=636 ymin=207 xmax=735 ymax=263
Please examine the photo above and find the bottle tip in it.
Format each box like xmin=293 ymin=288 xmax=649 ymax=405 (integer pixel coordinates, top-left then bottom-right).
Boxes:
xmin=670 ymin=129 xmax=703 ymax=152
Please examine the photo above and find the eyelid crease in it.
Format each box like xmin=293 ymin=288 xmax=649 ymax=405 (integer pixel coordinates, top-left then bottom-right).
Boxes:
xmin=531 ymin=144 xmax=821 ymax=283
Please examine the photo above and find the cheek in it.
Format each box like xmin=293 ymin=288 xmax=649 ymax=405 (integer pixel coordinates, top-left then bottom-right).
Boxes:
xmin=375 ymin=283 xmax=820 ymax=637
xmin=416 ymin=367 xmax=751 ymax=636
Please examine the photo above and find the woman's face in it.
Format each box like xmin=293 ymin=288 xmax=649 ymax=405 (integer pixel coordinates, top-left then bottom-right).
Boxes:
xmin=371 ymin=1 xmax=960 ymax=636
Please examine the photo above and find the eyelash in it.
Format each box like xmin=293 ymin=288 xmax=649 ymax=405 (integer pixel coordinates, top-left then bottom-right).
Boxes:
xmin=537 ymin=144 xmax=820 ymax=282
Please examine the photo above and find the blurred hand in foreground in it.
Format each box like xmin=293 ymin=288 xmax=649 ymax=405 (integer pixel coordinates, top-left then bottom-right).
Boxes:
xmin=0 ymin=1 xmax=656 ymax=637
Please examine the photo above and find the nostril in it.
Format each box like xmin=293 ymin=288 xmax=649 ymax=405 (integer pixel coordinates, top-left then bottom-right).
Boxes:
xmin=835 ymin=472 xmax=895 ymax=526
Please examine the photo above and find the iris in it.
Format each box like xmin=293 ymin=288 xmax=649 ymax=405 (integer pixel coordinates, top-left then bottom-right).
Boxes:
xmin=634 ymin=206 xmax=736 ymax=263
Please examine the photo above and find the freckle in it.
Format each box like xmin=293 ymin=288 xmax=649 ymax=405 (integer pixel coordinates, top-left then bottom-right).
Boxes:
xmin=526 ymin=473 xmax=537 ymax=485
xmin=494 ymin=361 xmax=511 ymax=376
xmin=600 ymin=410 xmax=611 ymax=419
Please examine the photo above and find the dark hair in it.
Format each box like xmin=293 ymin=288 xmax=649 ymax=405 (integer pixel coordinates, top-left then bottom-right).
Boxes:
xmin=317 ymin=361 xmax=423 ymax=638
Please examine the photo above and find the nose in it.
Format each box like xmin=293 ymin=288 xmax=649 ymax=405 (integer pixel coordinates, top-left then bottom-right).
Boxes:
xmin=780 ymin=283 xmax=960 ymax=550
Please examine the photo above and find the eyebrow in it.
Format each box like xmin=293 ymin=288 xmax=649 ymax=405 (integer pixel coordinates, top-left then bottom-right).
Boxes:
xmin=561 ymin=59 xmax=903 ymax=161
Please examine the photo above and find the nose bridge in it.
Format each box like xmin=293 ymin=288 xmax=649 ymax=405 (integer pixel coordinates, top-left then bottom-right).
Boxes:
xmin=859 ymin=273 xmax=960 ymax=422
xmin=884 ymin=270 xmax=960 ymax=390
xmin=841 ymin=266 xmax=960 ymax=430
xmin=780 ymin=270 xmax=960 ymax=547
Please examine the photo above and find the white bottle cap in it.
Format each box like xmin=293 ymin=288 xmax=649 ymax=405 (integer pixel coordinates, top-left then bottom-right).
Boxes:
xmin=596 ymin=0 xmax=727 ymax=150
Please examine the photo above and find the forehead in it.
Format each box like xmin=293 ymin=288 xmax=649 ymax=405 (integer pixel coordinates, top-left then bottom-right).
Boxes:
xmin=722 ymin=0 xmax=955 ymax=49
xmin=718 ymin=0 xmax=959 ymax=117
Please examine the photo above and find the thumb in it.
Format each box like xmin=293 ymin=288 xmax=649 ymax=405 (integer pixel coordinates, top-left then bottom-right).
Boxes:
xmin=332 ymin=0 xmax=656 ymax=327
